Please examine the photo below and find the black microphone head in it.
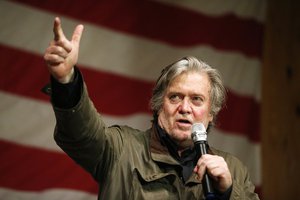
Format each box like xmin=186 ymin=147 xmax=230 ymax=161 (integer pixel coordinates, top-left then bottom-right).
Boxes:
xmin=191 ymin=123 xmax=207 ymax=142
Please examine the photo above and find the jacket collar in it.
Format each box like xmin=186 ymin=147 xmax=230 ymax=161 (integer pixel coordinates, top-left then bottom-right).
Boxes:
xmin=149 ymin=126 xmax=201 ymax=184
xmin=149 ymin=121 xmax=179 ymax=165
xmin=148 ymin=120 xmax=219 ymax=184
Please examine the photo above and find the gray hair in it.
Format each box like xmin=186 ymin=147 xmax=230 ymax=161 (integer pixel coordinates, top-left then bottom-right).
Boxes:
xmin=150 ymin=56 xmax=226 ymax=126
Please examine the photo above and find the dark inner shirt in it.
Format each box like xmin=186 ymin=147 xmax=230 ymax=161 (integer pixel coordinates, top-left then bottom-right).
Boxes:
xmin=154 ymin=119 xmax=197 ymax=182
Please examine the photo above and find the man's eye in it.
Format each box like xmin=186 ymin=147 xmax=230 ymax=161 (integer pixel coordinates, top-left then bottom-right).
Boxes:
xmin=169 ymin=94 xmax=180 ymax=102
xmin=192 ymin=96 xmax=203 ymax=105
xmin=193 ymin=96 xmax=202 ymax=101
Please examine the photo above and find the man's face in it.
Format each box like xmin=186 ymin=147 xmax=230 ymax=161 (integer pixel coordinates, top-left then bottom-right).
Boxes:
xmin=157 ymin=71 xmax=213 ymax=148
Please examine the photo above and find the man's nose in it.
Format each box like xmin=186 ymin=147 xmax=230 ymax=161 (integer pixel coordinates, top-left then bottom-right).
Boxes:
xmin=179 ymin=98 xmax=192 ymax=114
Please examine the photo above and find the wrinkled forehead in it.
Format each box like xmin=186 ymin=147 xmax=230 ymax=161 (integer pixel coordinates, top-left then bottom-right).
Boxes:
xmin=168 ymin=70 xmax=211 ymax=90
xmin=169 ymin=67 xmax=209 ymax=87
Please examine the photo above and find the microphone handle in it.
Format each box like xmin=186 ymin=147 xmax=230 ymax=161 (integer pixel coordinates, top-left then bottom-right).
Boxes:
xmin=196 ymin=141 xmax=215 ymax=200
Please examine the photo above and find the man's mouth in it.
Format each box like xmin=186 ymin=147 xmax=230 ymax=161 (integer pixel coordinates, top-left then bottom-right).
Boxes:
xmin=177 ymin=119 xmax=192 ymax=125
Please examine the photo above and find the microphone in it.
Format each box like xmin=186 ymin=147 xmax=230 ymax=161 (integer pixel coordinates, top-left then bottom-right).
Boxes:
xmin=191 ymin=123 xmax=215 ymax=200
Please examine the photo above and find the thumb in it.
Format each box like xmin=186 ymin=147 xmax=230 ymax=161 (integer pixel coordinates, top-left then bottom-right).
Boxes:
xmin=72 ymin=24 xmax=84 ymax=46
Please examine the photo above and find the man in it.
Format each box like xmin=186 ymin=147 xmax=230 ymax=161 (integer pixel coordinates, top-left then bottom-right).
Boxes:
xmin=44 ymin=17 xmax=260 ymax=199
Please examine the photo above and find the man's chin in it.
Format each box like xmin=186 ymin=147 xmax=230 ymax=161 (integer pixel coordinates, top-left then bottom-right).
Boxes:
xmin=177 ymin=130 xmax=192 ymax=139
xmin=172 ymin=131 xmax=192 ymax=145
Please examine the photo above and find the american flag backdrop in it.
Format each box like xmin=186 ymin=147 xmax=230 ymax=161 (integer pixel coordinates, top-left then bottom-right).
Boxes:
xmin=0 ymin=0 xmax=265 ymax=199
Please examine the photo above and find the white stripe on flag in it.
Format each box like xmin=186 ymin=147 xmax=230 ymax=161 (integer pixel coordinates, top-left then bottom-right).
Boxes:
xmin=0 ymin=91 xmax=151 ymax=151
xmin=0 ymin=187 xmax=97 ymax=200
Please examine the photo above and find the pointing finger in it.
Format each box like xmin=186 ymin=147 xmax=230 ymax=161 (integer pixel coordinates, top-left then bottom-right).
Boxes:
xmin=53 ymin=17 xmax=66 ymax=41
xmin=52 ymin=17 xmax=72 ymax=52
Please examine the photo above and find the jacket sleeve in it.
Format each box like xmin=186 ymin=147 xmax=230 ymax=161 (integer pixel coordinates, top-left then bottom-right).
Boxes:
xmin=229 ymin=157 xmax=260 ymax=200
xmin=52 ymin=77 xmax=125 ymax=183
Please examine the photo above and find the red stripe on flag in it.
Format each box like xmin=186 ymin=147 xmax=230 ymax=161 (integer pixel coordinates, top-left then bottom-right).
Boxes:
xmin=0 ymin=44 xmax=259 ymax=141
xmin=218 ymin=91 xmax=260 ymax=141
xmin=13 ymin=0 xmax=263 ymax=58
xmin=0 ymin=139 xmax=98 ymax=193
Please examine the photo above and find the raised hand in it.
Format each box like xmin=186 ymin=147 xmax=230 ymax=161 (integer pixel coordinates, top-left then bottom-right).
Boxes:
xmin=44 ymin=17 xmax=84 ymax=83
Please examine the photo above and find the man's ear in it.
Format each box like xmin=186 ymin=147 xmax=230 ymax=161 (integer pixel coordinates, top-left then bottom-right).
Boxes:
xmin=209 ymin=113 xmax=213 ymax=123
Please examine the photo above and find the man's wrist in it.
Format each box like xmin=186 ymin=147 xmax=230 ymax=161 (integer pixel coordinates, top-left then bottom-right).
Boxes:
xmin=216 ymin=185 xmax=233 ymax=200
xmin=57 ymin=68 xmax=75 ymax=84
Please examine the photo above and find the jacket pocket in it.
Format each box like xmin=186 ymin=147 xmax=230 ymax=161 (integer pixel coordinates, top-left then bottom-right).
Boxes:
xmin=129 ymin=168 xmax=180 ymax=200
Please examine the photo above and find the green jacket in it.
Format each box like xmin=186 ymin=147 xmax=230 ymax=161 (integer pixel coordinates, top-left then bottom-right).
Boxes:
xmin=53 ymin=84 xmax=260 ymax=200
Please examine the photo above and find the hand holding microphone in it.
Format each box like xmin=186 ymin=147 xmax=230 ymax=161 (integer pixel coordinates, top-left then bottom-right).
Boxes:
xmin=192 ymin=123 xmax=232 ymax=199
